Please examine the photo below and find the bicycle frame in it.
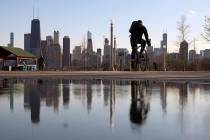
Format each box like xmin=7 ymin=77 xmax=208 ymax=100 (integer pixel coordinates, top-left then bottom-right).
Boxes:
xmin=131 ymin=45 xmax=149 ymax=71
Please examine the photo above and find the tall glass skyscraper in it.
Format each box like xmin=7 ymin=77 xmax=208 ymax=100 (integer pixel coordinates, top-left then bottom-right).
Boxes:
xmin=62 ymin=36 xmax=70 ymax=69
xmin=30 ymin=19 xmax=41 ymax=58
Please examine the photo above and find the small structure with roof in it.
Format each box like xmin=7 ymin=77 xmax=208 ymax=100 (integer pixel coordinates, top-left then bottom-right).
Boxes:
xmin=0 ymin=46 xmax=37 ymax=71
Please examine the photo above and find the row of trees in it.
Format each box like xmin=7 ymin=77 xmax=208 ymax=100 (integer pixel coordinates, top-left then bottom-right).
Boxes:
xmin=165 ymin=15 xmax=210 ymax=71
xmin=177 ymin=15 xmax=210 ymax=46
xmin=152 ymin=54 xmax=210 ymax=71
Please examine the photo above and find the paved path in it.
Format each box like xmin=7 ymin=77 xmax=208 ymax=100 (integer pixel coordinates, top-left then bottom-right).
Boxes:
xmin=0 ymin=71 xmax=210 ymax=80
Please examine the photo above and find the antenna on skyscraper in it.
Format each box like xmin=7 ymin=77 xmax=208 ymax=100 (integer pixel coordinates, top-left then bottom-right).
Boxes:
xmin=32 ymin=0 xmax=39 ymax=19
xmin=32 ymin=0 xmax=35 ymax=19
xmin=37 ymin=0 xmax=39 ymax=19
xmin=163 ymin=28 xmax=167 ymax=34
xmin=33 ymin=6 xmax=35 ymax=19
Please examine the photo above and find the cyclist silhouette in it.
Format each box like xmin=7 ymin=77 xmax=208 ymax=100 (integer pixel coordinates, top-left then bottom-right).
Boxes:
xmin=129 ymin=20 xmax=151 ymax=66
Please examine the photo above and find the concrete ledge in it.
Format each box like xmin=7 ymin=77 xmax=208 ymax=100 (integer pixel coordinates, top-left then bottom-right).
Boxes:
xmin=0 ymin=71 xmax=210 ymax=81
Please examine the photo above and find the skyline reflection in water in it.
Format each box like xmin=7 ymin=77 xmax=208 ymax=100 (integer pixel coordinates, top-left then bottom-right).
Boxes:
xmin=0 ymin=79 xmax=210 ymax=140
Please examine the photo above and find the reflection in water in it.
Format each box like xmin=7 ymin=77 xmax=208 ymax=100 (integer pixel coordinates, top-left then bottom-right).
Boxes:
xmin=110 ymin=80 xmax=116 ymax=128
xmin=24 ymin=79 xmax=62 ymax=123
xmin=179 ymin=82 xmax=188 ymax=108
xmin=160 ymin=82 xmax=167 ymax=114
xmin=103 ymin=80 xmax=110 ymax=106
xmin=62 ymin=80 xmax=70 ymax=106
xmin=0 ymin=79 xmax=15 ymax=111
xmin=130 ymin=81 xmax=151 ymax=125
xmin=86 ymin=81 xmax=92 ymax=113
xmin=1 ymin=79 xmax=210 ymax=140
xmin=24 ymin=80 xmax=41 ymax=123
xmin=0 ymin=79 xmax=204 ymax=126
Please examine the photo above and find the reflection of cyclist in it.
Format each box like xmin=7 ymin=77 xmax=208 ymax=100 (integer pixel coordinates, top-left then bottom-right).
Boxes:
xmin=130 ymin=81 xmax=151 ymax=125
xmin=129 ymin=20 xmax=151 ymax=61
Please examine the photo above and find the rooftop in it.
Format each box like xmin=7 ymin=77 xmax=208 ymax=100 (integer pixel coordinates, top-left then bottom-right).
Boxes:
xmin=0 ymin=46 xmax=36 ymax=58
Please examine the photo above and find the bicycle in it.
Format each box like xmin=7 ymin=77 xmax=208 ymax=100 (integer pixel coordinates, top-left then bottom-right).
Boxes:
xmin=131 ymin=45 xmax=149 ymax=71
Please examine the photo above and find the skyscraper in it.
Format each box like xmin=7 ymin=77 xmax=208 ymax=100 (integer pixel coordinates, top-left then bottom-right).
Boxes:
xmin=113 ymin=36 xmax=116 ymax=67
xmin=116 ymin=48 xmax=129 ymax=70
xmin=24 ymin=33 xmax=31 ymax=52
xmin=72 ymin=46 xmax=82 ymax=62
xmin=72 ymin=46 xmax=82 ymax=68
xmin=110 ymin=21 xmax=114 ymax=70
xmin=10 ymin=32 xmax=14 ymax=47
xmin=160 ymin=33 xmax=167 ymax=71
xmin=97 ymin=48 xmax=102 ymax=56
xmin=30 ymin=19 xmax=41 ymax=58
xmin=62 ymin=36 xmax=70 ymax=69
xmin=103 ymin=38 xmax=111 ymax=68
xmin=54 ymin=31 xmax=59 ymax=45
xmin=160 ymin=33 xmax=167 ymax=53
xmin=41 ymin=40 xmax=47 ymax=66
xmin=87 ymin=31 xmax=93 ymax=54
xmin=189 ymin=50 xmax=196 ymax=63
xmin=46 ymin=36 xmax=53 ymax=46
xmin=97 ymin=48 xmax=102 ymax=69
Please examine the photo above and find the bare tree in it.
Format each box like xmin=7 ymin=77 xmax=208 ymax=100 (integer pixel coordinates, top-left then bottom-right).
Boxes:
xmin=177 ymin=16 xmax=191 ymax=42
xmin=202 ymin=16 xmax=210 ymax=42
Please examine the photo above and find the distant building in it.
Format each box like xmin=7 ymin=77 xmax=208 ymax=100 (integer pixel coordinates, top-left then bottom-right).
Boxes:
xmin=62 ymin=36 xmax=70 ymax=69
xmin=44 ymin=34 xmax=61 ymax=70
xmin=46 ymin=44 xmax=61 ymax=70
xmin=87 ymin=31 xmax=93 ymax=54
xmin=146 ymin=46 xmax=154 ymax=67
xmin=200 ymin=50 xmax=204 ymax=57
xmin=72 ymin=46 xmax=82 ymax=64
xmin=147 ymin=46 xmax=154 ymax=58
xmin=24 ymin=33 xmax=31 ymax=52
xmin=54 ymin=31 xmax=59 ymax=45
xmin=168 ymin=53 xmax=179 ymax=61
xmin=97 ymin=48 xmax=102 ymax=56
xmin=46 ymin=36 xmax=53 ymax=46
xmin=116 ymin=48 xmax=129 ymax=70
xmin=103 ymin=38 xmax=111 ymax=68
xmin=9 ymin=32 xmax=14 ymax=48
xmin=189 ymin=50 xmax=196 ymax=63
xmin=30 ymin=19 xmax=41 ymax=58
xmin=160 ymin=33 xmax=167 ymax=53
xmin=86 ymin=31 xmax=96 ymax=69
xmin=204 ymin=49 xmax=210 ymax=58
xmin=179 ymin=40 xmax=188 ymax=66
xmin=97 ymin=48 xmax=102 ymax=68
xmin=41 ymin=40 xmax=47 ymax=66
xmin=154 ymin=48 xmax=161 ymax=56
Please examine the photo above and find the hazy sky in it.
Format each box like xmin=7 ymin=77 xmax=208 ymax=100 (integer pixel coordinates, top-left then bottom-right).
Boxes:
xmin=0 ymin=0 xmax=209 ymax=53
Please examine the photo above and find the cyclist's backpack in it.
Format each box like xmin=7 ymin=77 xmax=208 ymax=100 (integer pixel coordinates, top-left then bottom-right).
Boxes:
xmin=129 ymin=21 xmax=140 ymax=35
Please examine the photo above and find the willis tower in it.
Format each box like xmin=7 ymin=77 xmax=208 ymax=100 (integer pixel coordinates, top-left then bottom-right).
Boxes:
xmin=30 ymin=19 xmax=41 ymax=58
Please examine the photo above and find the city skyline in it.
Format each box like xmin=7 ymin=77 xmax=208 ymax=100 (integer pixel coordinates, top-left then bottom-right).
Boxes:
xmin=0 ymin=0 xmax=210 ymax=53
